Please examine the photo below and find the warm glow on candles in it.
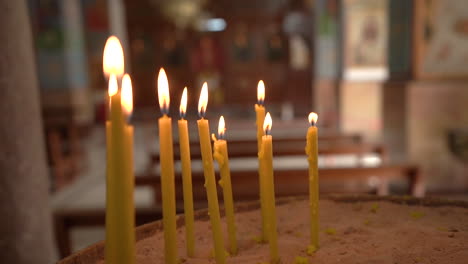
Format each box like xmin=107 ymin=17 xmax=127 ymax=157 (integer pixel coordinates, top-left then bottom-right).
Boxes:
xmin=218 ymin=116 xmax=225 ymax=139
xmin=306 ymin=112 xmax=319 ymax=250
xmin=121 ymin=74 xmax=133 ymax=117
xmin=259 ymin=111 xmax=278 ymax=262
xmin=180 ymin=87 xmax=188 ymax=119
xmin=263 ymin=112 xmax=272 ymax=135
xmin=198 ymin=82 xmax=208 ymax=118
xmin=257 ymin=80 xmax=265 ymax=105
xmin=103 ymin=36 xmax=124 ymax=78
xmin=108 ymin=74 xmax=118 ymax=97
xmin=157 ymin=68 xmax=178 ymax=263
xmin=158 ymin=68 xmax=170 ymax=114
xmin=308 ymin=112 xmax=318 ymax=126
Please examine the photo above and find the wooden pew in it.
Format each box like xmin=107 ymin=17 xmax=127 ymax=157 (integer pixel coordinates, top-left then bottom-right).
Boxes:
xmin=148 ymin=134 xmax=365 ymax=171
xmin=137 ymin=164 xmax=421 ymax=206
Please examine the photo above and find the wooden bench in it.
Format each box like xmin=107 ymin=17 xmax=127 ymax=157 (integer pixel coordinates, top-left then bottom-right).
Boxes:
xmin=137 ymin=164 xmax=421 ymax=205
xmin=148 ymin=134 xmax=365 ymax=171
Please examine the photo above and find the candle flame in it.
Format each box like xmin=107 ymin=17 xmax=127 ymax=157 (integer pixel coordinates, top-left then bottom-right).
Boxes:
xmin=308 ymin=112 xmax=318 ymax=126
xmin=263 ymin=112 xmax=272 ymax=135
xmin=103 ymin=36 xmax=124 ymax=78
xmin=257 ymin=80 xmax=265 ymax=105
xmin=218 ymin=116 xmax=226 ymax=138
xmin=108 ymin=74 xmax=118 ymax=97
xmin=180 ymin=87 xmax=188 ymax=118
xmin=121 ymin=73 xmax=133 ymax=117
xmin=157 ymin=68 xmax=170 ymax=114
xmin=198 ymin=82 xmax=208 ymax=118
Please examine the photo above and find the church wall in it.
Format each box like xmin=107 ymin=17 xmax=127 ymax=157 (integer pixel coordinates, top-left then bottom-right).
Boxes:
xmin=408 ymin=81 xmax=468 ymax=191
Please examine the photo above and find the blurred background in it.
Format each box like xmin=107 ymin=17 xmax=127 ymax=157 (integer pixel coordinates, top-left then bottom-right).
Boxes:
xmin=2 ymin=0 xmax=468 ymax=262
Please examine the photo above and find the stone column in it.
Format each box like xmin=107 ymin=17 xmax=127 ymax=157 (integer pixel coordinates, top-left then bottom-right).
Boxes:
xmin=107 ymin=0 xmax=130 ymax=71
xmin=0 ymin=1 xmax=55 ymax=263
xmin=313 ymin=0 xmax=342 ymax=130
xmin=382 ymin=0 xmax=414 ymax=160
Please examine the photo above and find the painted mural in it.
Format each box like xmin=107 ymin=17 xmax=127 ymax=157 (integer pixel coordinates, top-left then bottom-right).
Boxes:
xmin=419 ymin=0 xmax=468 ymax=78
xmin=344 ymin=0 xmax=387 ymax=69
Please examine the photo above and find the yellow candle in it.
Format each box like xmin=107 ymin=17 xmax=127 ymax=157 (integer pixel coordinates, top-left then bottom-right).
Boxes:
xmin=105 ymin=121 xmax=115 ymax=264
xmin=306 ymin=112 xmax=319 ymax=249
xmin=157 ymin=69 xmax=178 ymax=264
xmin=213 ymin=116 xmax=237 ymax=255
xmin=178 ymin=87 xmax=195 ymax=257
xmin=104 ymin=37 xmax=134 ymax=264
xmin=105 ymin=73 xmax=135 ymax=264
xmin=259 ymin=113 xmax=279 ymax=263
xmin=197 ymin=83 xmax=226 ymax=264
xmin=255 ymin=80 xmax=268 ymax=242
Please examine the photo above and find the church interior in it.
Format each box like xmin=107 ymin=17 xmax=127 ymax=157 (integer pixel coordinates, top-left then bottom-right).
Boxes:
xmin=2 ymin=0 xmax=468 ymax=263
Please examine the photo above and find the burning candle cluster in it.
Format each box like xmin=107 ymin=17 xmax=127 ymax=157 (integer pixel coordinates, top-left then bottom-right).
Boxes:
xmin=103 ymin=36 xmax=319 ymax=264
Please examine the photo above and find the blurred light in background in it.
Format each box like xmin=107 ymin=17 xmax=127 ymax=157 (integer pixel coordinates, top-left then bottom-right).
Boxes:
xmin=197 ymin=18 xmax=227 ymax=32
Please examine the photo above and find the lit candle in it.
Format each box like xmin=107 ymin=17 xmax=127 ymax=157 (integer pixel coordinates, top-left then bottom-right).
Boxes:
xmin=121 ymin=73 xmax=136 ymax=263
xmin=306 ymin=112 xmax=319 ymax=250
xmin=197 ymin=83 xmax=226 ymax=264
xmin=104 ymin=36 xmax=135 ymax=264
xmin=255 ymin=80 xmax=268 ymax=242
xmin=103 ymin=36 xmax=124 ymax=79
xmin=178 ymin=87 xmax=195 ymax=257
xmin=157 ymin=68 xmax=178 ymax=264
xmin=259 ymin=113 xmax=279 ymax=263
xmin=212 ymin=116 xmax=237 ymax=255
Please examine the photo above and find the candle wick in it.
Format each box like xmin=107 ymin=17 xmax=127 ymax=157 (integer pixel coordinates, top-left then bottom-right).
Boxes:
xmin=198 ymin=110 xmax=206 ymax=119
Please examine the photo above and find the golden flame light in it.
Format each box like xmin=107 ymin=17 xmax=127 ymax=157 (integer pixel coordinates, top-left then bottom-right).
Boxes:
xmin=198 ymin=82 xmax=208 ymax=118
xmin=103 ymin=36 xmax=124 ymax=78
xmin=157 ymin=68 xmax=170 ymax=114
xmin=257 ymin=80 xmax=265 ymax=105
xmin=180 ymin=87 xmax=188 ymax=118
xmin=263 ymin=112 xmax=272 ymax=135
xmin=218 ymin=116 xmax=226 ymax=139
xmin=108 ymin=74 xmax=118 ymax=97
xmin=121 ymin=73 xmax=133 ymax=117
xmin=308 ymin=112 xmax=318 ymax=126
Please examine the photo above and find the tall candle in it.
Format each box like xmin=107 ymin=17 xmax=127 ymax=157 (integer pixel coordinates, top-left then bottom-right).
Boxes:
xmin=305 ymin=112 xmax=319 ymax=249
xmin=213 ymin=116 xmax=237 ymax=255
xmin=122 ymin=74 xmax=136 ymax=263
xmin=255 ymin=80 xmax=268 ymax=242
xmin=105 ymin=121 xmax=115 ymax=263
xmin=105 ymin=73 xmax=135 ymax=264
xmin=178 ymin=87 xmax=195 ymax=257
xmin=197 ymin=83 xmax=226 ymax=264
xmin=259 ymin=113 xmax=279 ymax=263
xmin=157 ymin=68 xmax=178 ymax=264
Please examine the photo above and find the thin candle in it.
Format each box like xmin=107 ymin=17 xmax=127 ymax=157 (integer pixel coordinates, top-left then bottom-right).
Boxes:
xmin=197 ymin=83 xmax=226 ymax=264
xmin=121 ymin=74 xmax=135 ymax=263
xmin=255 ymin=80 xmax=268 ymax=242
xmin=157 ymin=68 xmax=178 ymax=264
xmin=213 ymin=116 xmax=237 ymax=255
xmin=104 ymin=35 xmax=135 ymax=264
xmin=259 ymin=113 xmax=279 ymax=263
xmin=178 ymin=87 xmax=195 ymax=257
xmin=306 ymin=112 xmax=319 ymax=250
